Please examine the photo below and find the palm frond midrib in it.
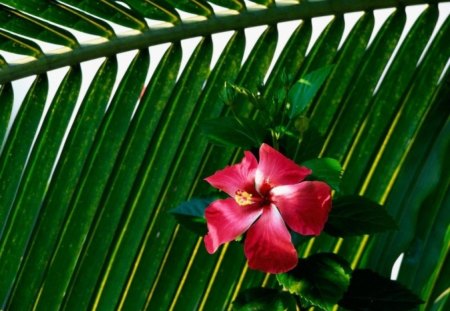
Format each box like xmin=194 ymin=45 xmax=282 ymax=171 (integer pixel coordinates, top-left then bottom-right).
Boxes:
xmin=0 ymin=0 xmax=436 ymax=83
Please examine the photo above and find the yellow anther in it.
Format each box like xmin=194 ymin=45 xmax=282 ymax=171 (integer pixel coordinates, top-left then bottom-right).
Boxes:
xmin=235 ymin=190 xmax=254 ymax=206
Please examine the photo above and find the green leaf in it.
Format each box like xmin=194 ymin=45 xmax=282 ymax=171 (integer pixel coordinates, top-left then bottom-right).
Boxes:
xmin=169 ymin=198 xmax=214 ymax=236
xmin=119 ymin=0 xmax=180 ymax=23
xmin=0 ymin=1 xmax=448 ymax=311
xmin=0 ymin=75 xmax=48 ymax=230
xmin=180 ymin=26 xmax=279 ymax=311
xmin=0 ymin=83 xmax=13 ymax=146
xmin=233 ymin=288 xmax=297 ymax=311
xmin=200 ymin=116 xmax=267 ymax=148
xmin=0 ymin=7 xmax=78 ymax=48
xmin=165 ymin=0 xmax=212 ymax=16
xmin=0 ymin=0 xmax=114 ymax=38
xmin=90 ymin=37 xmax=213 ymax=310
xmin=61 ymin=43 xmax=182 ymax=311
xmin=226 ymin=83 xmax=269 ymax=117
xmin=32 ymin=50 xmax=148 ymax=310
xmin=0 ymin=29 xmax=43 ymax=57
xmin=339 ymin=269 xmax=423 ymax=311
xmin=61 ymin=0 xmax=148 ymax=31
xmin=302 ymin=157 xmax=342 ymax=191
xmin=325 ymin=196 xmax=397 ymax=237
xmin=6 ymin=59 xmax=117 ymax=311
xmin=208 ymin=0 xmax=245 ymax=11
xmin=250 ymin=0 xmax=274 ymax=7
xmin=288 ymin=65 xmax=333 ymax=119
xmin=0 ymin=66 xmax=81 ymax=305
xmin=277 ymin=253 xmax=352 ymax=311
xmin=117 ymin=32 xmax=245 ymax=311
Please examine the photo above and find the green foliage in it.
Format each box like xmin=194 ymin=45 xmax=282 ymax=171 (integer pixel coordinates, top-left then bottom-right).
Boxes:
xmin=277 ymin=253 xmax=352 ymax=311
xmin=302 ymin=157 xmax=342 ymax=191
xmin=200 ymin=116 xmax=267 ymax=148
xmin=169 ymin=198 xmax=212 ymax=235
xmin=325 ymin=195 xmax=398 ymax=237
xmin=340 ymin=269 xmax=424 ymax=311
xmin=237 ymin=256 xmax=423 ymax=311
xmin=233 ymin=288 xmax=297 ymax=311
xmin=288 ymin=65 xmax=333 ymax=119
xmin=0 ymin=1 xmax=447 ymax=310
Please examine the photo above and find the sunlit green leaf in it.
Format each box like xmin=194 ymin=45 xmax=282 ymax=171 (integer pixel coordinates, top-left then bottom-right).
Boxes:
xmin=302 ymin=157 xmax=342 ymax=191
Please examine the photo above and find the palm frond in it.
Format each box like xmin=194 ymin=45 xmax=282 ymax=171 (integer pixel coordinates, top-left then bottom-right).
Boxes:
xmin=0 ymin=0 xmax=448 ymax=310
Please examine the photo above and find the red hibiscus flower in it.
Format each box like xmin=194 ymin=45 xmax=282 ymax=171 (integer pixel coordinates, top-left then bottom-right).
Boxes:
xmin=203 ymin=144 xmax=332 ymax=274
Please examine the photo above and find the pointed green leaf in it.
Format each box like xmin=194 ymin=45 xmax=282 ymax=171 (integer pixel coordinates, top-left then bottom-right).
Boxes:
xmin=0 ymin=7 xmax=78 ymax=48
xmin=200 ymin=26 xmax=279 ymax=311
xmin=61 ymin=0 xmax=148 ymax=31
xmin=301 ymin=157 xmax=342 ymax=191
xmin=309 ymin=12 xmax=373 ymax=136
xmin=7 ymin=58 xmax=117 ymax=311
xmin=209 ymin=0 xmax=245 ymax=11
xmin=277 ymin=253 xmax=352 ymax=311
xmin=0 ymin=29 xmax=43 ymax=57
xmin=0 ymin=75 xmax=47 ymax=232
xmin=233 ymin=288 xmax=297 ymax=311
xmin=289 ymin=15 xmax=344 ymax=162
xmin=169 ymin=198 xmax=214 ymax=235
xmin=92 ymin=37 xmax=213 ymax=310
xmin=0 ymin=0 xmax=114 ymax=38
xmin=340 ymin=5 xmax=439 ymax=194
xmin=263 ymin=19 xmax=312 ymax=117
xmin=121 ymin=32 xmax=245 ymax=311
xmin=325 ymin=196 xmax=397 ymax=237
xmin=396 ymin=118 xmax=450 ymax=290
xmin=361 ymin=23 xmax=450 ymax=275
xmin=165 ymin=0 xmax=213 ymax=16
xmin=288 ymin=65 xmax=333 ymax=119
xmin=0 ymin=66 xmax=81 ymax=307
xmin=201 ymin=116 xmax=267 ymax=148
xmin=118 ymin=0 xmax=180 ymax=23
xmin=62 ymin=44 xmax=182 ymax=311
xmin=250 ymin=0 xmax=273 ymax=6
xmin=339 ymin=269 xmax=423 ymax=311
xmin=33 ymin=51 xmax=148 ymax=310
xmin=325 ymin=9 xmax=405 ymax=161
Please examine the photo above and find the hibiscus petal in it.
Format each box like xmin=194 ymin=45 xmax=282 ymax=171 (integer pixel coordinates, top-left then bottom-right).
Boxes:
xmin=204 ymin=198 xmax=262 ymax=254
xmin=244 ymin=204 xmax=298 ymax=274
xmin=271 ymin=181 xmax=332 ymax=236
xmin=205 ymin=151 xmax=258 ymax=197
xmin=255 ymin=144 xmax=311 ymax=192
